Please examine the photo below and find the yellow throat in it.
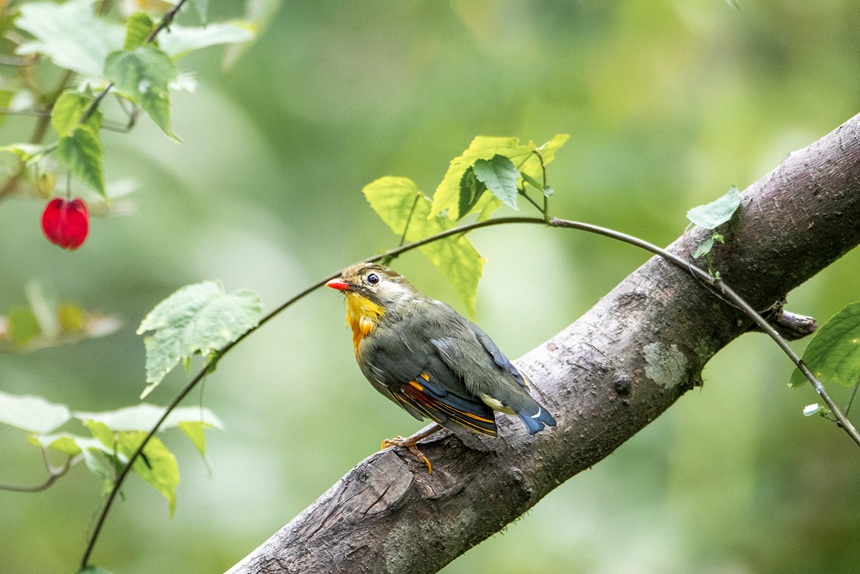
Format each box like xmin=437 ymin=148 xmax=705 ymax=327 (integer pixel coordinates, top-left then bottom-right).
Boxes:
xmin=343 ymin=292 xmax=385 ymax=349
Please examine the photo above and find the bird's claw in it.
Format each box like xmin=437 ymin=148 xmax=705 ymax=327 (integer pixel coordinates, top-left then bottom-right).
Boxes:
xmin=381 ymin=435 xmax=433 ymax=474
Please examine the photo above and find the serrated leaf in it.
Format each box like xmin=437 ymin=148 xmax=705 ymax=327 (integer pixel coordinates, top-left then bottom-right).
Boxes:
xmin=57 ymin=127 xmax=106 ymax=195
xmin=431 ymin=134 xmax=569 ymax=220
xmin=158 ymin=21 xmax=255 ymax=59
xmin=790 ymin=303 xmax=860 ymax=389
xmin=0 ymin=390 xmax=71 ymax=434
xmin=124 ymin=12 xmax=155 ymax=50
xmin=15 ymin=0 xmax=125 ymax=78
xmin=458 ymin=167 xmax=487 ymax=218
xmin=687 ymin=186 xmax=741 ymax=230
xmin=105 ymin=46 xmax=177 ymax=139
xmin=363 ymin=177 xmax=485 ymax=316
xmin=124 ymin=433 xmax=179 ymax=515
xmin=136 ymin=281 xmax=262 ymax=395
xmin=74 ymin=404 xmax=223 ymax=432
xmin=473 ymin=155 xmax=520 ymax=211
xmin=51 ymin=92 xmax=102 ymax=140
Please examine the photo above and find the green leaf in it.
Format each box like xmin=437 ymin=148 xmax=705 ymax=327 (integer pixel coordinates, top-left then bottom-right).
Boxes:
xmin=0 ymin=390 xmax=71 ymax=434
xmin=136 ymin=281 xmax=263 ymax=396
xmin=125 ymin=433 xmax=180 ymax=515
xmin=57 ymin=126 xmax=106 ymax=195
xmin=15 ymin=0 xmax=125 ymax=78
xmin=458 ymin=167 xmax=487 ymax=218
xmin=105 ymin=45 xmax=178 ymax=139
xmin=8 ymin=307 xmax=40 ymax=346
xmin=692 ymin=235 xmax=715 ymax=259
xmin=84 ymin=420 xmax=116 ymax=449
xmin=363 ymin=177 xmax=485 ymax=316
xmin=687 ymin=186 xmax=741 ymax=229
xmin=74 ymin=404 xmax=223 ymax=432
xmin=29 ymin=433 xmax=108 ymax=456
xmin=51 ymin=92 xmax=106 ymax=194
xmin=431 ymin=134 xmax=569 ymax=220
xmin=124 ymin=12 xmax=155 ymax=50
xmin=790 ymin=303 xmax=860 ymax=389
xmin=178 ymin=421 xmax=208 ymax=457
xmin=0 ymin=143 xmax=53 ymax=162
xmin=191 ymin=0 xmax=211 ymax=23
xmin=51 ymin=91 xmax=91 ymax=138
xmin=81 ymin=449 xmax=116 ymax=492
xmin=159 ymin=22 xmax=256 ymax=59
xmin=473 ymin=155 xmax=520 ymax=211
xmin=79 ymin=566 xmax=117 ymax=574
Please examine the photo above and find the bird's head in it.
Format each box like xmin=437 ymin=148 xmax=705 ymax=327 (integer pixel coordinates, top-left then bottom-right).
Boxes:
xmin=326 ymin=262 xmax=417 ymax=308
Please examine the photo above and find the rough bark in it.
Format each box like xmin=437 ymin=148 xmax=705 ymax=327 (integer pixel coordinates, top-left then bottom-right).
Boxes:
xmin=227 ymin=114 xmax=860 ymax=574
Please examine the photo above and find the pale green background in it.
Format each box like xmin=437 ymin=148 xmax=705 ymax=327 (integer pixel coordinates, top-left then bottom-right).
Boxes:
xmin=2 ymin=2 xmax=859 ymax=573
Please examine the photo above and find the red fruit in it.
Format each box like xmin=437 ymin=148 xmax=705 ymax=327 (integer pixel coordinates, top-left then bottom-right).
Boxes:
xmin=41 ymin=198 xmax=89 ymax=250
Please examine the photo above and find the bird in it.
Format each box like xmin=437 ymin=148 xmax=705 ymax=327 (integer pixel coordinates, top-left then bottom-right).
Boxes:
xmin=326 ymin=262 xmax=556 ymax=472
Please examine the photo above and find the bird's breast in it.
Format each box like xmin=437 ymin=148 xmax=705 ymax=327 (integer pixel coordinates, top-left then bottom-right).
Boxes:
xmin=343 ymin=292 xmax=385 ymax=351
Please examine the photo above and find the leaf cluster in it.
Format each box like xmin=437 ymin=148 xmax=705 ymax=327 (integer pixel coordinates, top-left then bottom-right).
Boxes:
xmin=364 ymin=134 xmax=568 ymax=315
xmin=1 ymin=0 xmax=255 ymax=198
xmin=0 ymin=391 xmax=222 ymax=515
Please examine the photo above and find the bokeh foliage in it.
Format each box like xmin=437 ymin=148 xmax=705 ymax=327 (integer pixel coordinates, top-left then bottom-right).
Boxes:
xmin=1 ymin=1 xmax=860 ymax=573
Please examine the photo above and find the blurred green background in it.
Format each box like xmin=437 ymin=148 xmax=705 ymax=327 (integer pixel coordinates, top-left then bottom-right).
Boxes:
xmin=2 ymin=1 xmax=860 ymax=572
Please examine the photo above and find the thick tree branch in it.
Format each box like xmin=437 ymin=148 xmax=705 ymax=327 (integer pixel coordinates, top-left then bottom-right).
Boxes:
xmin=228 ymin=114 xmax=860 ymax=574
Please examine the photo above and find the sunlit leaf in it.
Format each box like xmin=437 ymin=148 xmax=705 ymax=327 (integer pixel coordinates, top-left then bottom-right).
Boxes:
xmin=431 ymin=134 xmax=569 ymax=220
xmin=363 ymin=177 xmax=485 ymax=316
xmin=125 ymin=433 xmax=180 ymax=515
xmin=0 ymin=143 xmax=53 ymax=162
xmin=105 ymin=45 xmax=177 ymax=139
xmin=159 ymin=22 xmax=255 ymax=59
xmin=687 ymin=186 xmax=741 ymax=230
xmin=178 ymin=421 xmax=208 ymax=457
xmin=124 ymin=12 xmax=155 ymax=50
xmin=15 ymin=0 xmax=124 ymax=78
xmin=74 ymin=404 xmax=223 ymax=432
xmin=790 ymin=303 xmax=860 ymax=389
xmin=0 ymin=390 xmax=71 ymax=434
xmin=136 ymin=281 xmax=262 ymax=396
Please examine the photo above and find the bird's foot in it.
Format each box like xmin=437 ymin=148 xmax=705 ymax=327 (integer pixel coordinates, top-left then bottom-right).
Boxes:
xmin=381 ymin=424 xmax=443 ymax=474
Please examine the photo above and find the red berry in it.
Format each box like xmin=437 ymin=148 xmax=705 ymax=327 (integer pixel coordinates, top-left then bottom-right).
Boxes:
xmin=41 ymin=198 xmax=89 ymax=250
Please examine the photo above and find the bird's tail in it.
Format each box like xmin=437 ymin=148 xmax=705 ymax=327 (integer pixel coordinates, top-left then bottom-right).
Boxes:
xmin=516 ymin=400 xmax=557 ymax=435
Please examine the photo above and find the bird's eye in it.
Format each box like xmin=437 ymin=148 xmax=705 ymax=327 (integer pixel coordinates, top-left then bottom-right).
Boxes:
xmin=366 ymin=273 xmax=380 ymax=285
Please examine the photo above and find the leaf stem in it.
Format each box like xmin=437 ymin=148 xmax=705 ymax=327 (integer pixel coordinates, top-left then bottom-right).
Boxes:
xmin=0 ymin=451 xmax=82 ymax=493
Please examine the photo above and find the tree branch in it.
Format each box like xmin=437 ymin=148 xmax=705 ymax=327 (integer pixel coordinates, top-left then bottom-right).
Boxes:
xmin=227 ymin=113 xmax=860 ymax=574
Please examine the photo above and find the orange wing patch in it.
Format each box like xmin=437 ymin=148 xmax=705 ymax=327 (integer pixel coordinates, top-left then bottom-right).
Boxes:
xmin=398 ymin=379 xmax=497 ymax=437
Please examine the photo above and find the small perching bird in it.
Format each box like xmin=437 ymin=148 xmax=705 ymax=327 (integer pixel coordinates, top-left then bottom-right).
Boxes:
xmin=326 ymin=262 xmax=556 ymax=472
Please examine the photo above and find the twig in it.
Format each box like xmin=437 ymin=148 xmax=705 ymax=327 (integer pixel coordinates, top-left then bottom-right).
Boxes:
xmin=548 ymin=217 xmax=860 ymax=447
xmin=0 ymin=451 xmax=83 ymax=493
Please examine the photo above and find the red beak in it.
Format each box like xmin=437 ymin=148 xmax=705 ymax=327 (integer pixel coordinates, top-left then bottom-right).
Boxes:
xmin=326 ymin=278 xmax=351 ymax=291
